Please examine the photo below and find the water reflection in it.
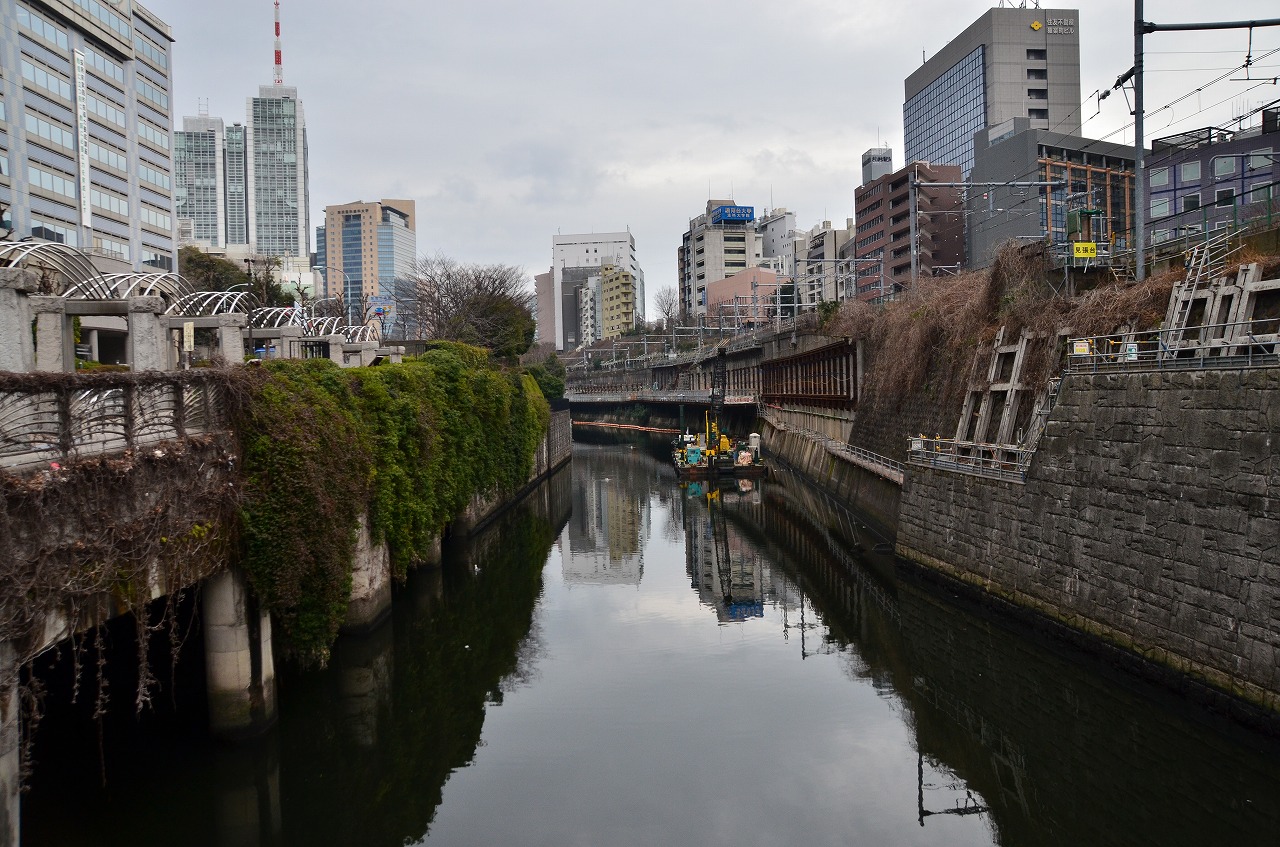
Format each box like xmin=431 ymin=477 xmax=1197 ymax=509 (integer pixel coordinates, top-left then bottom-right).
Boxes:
xmin=563 ymin=447 xmax=659 ymax=585
xmin=21 ymin=446 xmax=1280 ymax=847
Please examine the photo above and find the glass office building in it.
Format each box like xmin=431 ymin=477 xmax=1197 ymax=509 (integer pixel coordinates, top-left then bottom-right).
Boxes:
xmin=903 ymin=7 xmax=1081 ymax=178
xmin=174 ymin=116 xmax=225 ymax=246
xmin=0 ymin=0 xmax=177 ymax=269
xmin=903 ymin=46 xmax=987 ymax=177
xmin=246 ymin=85 xmax=310 ymax=258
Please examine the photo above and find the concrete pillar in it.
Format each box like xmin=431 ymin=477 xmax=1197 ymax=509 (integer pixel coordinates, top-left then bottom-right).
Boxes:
xmin=30 ymin=296 xmax=71 ymax=373
xmin=216 ymin=316 xmax=247 ymax=363
xmin=324 ymin=335 xmax=345 ymax=366
xmin=0 ymin=642 xmax=19 ymax=847
xmin=127 ymin=296 xmax=167 ymax=371
xmin=0 ymin=269 xmax=37 ymax=373
xmin=203 ymin=569 xmax=277 ymax=740
xmin=342 ymin=515 xmax=392 ymax=633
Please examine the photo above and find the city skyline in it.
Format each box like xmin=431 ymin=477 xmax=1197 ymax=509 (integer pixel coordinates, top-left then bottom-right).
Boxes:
xmin=149 ymin=0 xmax=1280 ymax=315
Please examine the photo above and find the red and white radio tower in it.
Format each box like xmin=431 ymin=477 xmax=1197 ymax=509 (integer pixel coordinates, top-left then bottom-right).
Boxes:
xmin=272 ymin=0 xmax=284 ymax=85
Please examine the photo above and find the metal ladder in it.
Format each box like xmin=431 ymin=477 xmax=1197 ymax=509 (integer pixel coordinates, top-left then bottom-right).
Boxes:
xmin=1159 ymin=230 xmax=1242 ymax=359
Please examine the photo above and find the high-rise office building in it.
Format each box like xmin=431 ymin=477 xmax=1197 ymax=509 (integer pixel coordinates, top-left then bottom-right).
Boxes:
xmin=224 ymin=123 xmax=249 ymax=245
xmin=318 ymin=199 xmax=416 ymax=315
xmin=0 ymin=0 xmax=177 ymax=270
xmin=245 ymin=2 xmax=309 ymax=258
xmin=174 ymin=115 xmax=227 ymax=247
xmin=903 ymin=7 xmax=1081 ymax=176
xmin=551 ymin=231 xmax=643 ymax=350
xmin=246 ymin=84 xmax=309 ymax=257
xmin=173 ymin=2 xmax=303 ymax=259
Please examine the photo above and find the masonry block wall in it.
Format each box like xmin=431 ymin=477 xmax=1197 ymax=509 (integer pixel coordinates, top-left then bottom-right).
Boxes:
xmin=897 ymin=368 xmax=1280 ymax=714
xmin=762 ymin=421 xmax=902 ymax=539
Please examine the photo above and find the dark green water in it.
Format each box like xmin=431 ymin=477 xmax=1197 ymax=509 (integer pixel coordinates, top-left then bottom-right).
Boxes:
xmin=22 ymin=444 xmax=1280 ymax=846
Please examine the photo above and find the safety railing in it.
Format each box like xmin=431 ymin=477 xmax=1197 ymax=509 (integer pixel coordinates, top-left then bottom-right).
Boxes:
xmin=761 ymin=408 xmax=904 ymax=485
xmin=1066 ymin=318 xmax=1280 ymax=373
xmin=0 ymin=374 xmax=225 ymax=470
xmin=907 ymin=436 xmax=1032 ymax=484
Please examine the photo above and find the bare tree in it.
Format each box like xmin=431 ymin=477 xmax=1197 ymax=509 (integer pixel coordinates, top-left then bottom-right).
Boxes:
xmin=394 ymin=253 xmax=536 ymax=358
xmin=653 ymin=285 xmax=680 ymax=330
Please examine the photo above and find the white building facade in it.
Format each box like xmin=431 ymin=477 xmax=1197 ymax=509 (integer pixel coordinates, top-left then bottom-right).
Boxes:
xmin=551 ymin=230 xmax=643 ymax=350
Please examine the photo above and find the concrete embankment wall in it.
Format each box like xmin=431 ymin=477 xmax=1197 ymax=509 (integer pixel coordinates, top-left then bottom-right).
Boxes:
xmin=896 ymin=368 xmax=1280 ymax=723
xmin=761 ymin=418 xmax=901 ymax=541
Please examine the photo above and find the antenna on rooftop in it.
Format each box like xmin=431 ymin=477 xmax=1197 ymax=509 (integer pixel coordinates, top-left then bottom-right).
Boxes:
xmin=273 ymin=0 xmax=284 ymax=85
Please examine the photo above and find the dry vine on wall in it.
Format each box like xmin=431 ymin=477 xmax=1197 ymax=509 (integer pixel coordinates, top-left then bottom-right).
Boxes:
xmin=0 ymin=370 xmax=244 ymax=781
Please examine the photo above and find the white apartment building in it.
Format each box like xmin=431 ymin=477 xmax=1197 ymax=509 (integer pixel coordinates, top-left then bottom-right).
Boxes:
xmin=551 ymin=231 xmax=643 ymax=350
xmin=677 ymin=201 xmax=765 ymax=318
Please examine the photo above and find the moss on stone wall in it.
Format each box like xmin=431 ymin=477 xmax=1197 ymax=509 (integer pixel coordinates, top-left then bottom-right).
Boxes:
xmin=235 ymin=345 xmax=550 ymax=667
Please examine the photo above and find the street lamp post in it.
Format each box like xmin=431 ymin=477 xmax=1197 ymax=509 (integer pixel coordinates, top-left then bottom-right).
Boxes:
xmin=243 ymin=257 xmax=260 ymax=359
xmin=314 ymin=265 xmax=358 ymax=326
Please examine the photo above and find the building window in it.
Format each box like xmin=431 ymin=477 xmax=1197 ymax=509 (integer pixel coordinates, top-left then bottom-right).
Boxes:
xmin=1150 ymin=198 xmax=1170 ymax=218
xmin=1027 ymin=68 xmax=1048 ymax=80
xmin=1150 ymin=167 xmax=1169 ymax=188
xmin=1029 ymin=108 xmax=1049 ymax=120
xmin=1181 ymin=161 xmax=1201 ymax=182
xmin=1248 ymin=149 xmax=1273 ymax=172
xmin=1216 ymin=188 xmax=1235 ymax=207
xmin=1152 ymin=229 xmax=1171 ymax=244
xmin=1214 ymin=157 xmax=1235 ymax=177
xmin=1249 ymin=183 xmax=1272 ymax=203
xmin=1182 ymin=194 xmax=1200 ymax=212
xmin=1027 ymin=49 xmax=1047 ymax=60
xmin=1027 ymin=88 xmax=1048 ymax=100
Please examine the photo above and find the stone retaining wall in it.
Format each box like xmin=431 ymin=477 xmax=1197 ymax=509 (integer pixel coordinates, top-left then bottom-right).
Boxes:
xmin=761 ymin=418 xmax=902 ymax=540
xmin=897 ymin=368 xmax=1280 ymax=717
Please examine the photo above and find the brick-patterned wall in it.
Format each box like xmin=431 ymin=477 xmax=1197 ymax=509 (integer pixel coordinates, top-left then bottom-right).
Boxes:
xmin=897 ymin=368 xmax=1280 ymax=714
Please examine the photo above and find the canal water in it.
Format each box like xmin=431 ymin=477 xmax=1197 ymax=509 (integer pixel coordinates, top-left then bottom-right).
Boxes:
xmin=22 ymin=444 xmax=1280 ymax=846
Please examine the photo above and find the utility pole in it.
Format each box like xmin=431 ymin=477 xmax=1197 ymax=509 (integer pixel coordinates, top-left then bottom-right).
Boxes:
xmin=1134 ymin=0 xmax=1145 ymax=281
xmin=1128 ymin=6 xmax=1280 ymax=281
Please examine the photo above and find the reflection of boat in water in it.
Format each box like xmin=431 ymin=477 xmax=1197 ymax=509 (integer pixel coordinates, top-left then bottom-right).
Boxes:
xmin=684 ymin=484 xmax=765 ymax=622
xmin=672 ymin=413 xmax=767 ymax=480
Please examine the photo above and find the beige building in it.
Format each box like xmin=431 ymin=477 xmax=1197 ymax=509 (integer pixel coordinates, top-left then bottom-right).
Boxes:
xmin=601 ymin=264 xmax=638 ymax=340
xmin=316 ymin=199 xmax=416 ymax=315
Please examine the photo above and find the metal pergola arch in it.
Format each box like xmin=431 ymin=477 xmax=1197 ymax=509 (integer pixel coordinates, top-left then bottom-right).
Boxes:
xmin=166 ymin=289 xmax=259 ymax=317
xmin=0 ymin=241 xmax=114 ymax=299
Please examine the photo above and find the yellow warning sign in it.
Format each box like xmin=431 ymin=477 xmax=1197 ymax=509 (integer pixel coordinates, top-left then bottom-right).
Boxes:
xmin=1073 ymin=241 xmax=1097 ymax=259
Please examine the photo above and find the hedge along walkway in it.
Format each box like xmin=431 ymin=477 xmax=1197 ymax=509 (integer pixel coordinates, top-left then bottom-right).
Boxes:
xmin=235 ymin=343 xmax=550 ymax=667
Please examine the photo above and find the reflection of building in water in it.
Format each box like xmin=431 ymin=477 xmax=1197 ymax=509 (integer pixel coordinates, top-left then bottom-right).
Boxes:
xmin=683 ymin=491 xmax=766 ymax=622
xmin=563 ymin=454 xmax=650 ymax=585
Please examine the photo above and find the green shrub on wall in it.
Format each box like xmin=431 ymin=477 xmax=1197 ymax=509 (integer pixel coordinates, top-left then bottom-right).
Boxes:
xmin=236 ymin=344 xmax=550 ymax=667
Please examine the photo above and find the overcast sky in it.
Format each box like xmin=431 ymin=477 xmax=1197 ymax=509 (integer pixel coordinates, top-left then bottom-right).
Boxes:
xmin=145 ymin=0 xmax=1280 ymax=311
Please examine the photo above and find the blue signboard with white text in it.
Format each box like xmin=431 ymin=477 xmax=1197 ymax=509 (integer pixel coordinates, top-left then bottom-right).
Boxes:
xmin=710 ymin=205 xmax=755 ymax=224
